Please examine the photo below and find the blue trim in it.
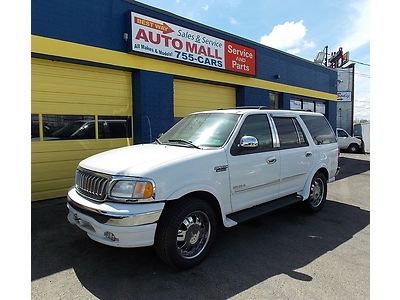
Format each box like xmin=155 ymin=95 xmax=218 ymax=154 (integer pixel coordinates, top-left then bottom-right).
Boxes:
xmin=133 ymin=70 xmax=174 ymax=144
xmin=236 ymin=87 xmax=268 ymax=107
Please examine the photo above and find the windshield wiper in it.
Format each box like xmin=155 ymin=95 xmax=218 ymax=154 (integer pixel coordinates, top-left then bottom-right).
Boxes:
xmin=155 ymin=137 xmax=162 ymax=144
xmin=167 ymin=139 xmax=201 ymax=149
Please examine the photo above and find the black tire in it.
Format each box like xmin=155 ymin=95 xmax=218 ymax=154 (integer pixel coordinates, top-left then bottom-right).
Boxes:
xmin=154 ymin=198 xmax=217 ymax=269
xmin=348 ymin=143 xmax=360 ymax=153
xmin=303 ymin=172 xmax=327 ymax=213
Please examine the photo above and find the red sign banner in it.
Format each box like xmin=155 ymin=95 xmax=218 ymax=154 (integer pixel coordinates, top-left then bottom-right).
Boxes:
xmin=130 ymin=12 xmax=256 ymax=76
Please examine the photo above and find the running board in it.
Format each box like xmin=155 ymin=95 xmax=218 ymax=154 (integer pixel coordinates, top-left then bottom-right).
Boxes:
xmin=227 ymin=194 xmax=302 ymax=223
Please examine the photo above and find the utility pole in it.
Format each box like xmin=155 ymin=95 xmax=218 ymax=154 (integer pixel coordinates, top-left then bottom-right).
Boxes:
xmin=345 ymin=63 xmax=356 ymax=135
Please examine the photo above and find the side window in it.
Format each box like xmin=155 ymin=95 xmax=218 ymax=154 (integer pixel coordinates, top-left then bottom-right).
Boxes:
xmin=98 ymin=116 xmax=132 ymax=139
xmin=273 ymin=117 xmax=307 ymax=148
xmin=42 ymin=115 xmax=95 ymax=141
xmin=300 ymin=115 xmax=337 ymax=144
xmin=231 ymin=114 xmax=273 ymax=155
xmin=337 ymin=129 xmax=348 ymax=138
xmin=293 ymin=118 xmax=308 ymax=145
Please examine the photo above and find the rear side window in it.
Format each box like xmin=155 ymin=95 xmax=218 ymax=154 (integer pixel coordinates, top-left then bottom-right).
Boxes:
xmin=273 ymin=117 xmax=308 ymax=148
xmin=300 ymin=115 xmax=336 ymax=145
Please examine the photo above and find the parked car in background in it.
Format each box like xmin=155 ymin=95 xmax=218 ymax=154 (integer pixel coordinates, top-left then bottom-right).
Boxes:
xmin=336 ymin=127 xmax=363 ymax=153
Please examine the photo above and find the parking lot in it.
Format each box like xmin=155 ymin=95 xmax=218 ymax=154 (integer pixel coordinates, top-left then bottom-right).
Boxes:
xmin=31 ymin=153 xmax=370 ymax=299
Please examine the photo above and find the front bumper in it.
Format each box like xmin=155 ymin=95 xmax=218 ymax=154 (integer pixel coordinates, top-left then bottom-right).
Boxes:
xmin=67 ymin=188 xmax=165 ymax=248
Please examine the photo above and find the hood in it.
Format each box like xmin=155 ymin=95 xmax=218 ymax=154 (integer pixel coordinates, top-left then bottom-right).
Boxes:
xmin=79 ymin=143 xmax=202 ymax=176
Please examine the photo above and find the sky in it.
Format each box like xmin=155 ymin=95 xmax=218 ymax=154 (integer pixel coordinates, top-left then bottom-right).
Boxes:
xmin=137 ymin=0 xmax=370 ymax=120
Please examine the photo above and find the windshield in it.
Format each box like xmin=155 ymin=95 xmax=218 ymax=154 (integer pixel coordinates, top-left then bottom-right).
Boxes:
xmin=158 ymin=113 xmax=240 ymax=148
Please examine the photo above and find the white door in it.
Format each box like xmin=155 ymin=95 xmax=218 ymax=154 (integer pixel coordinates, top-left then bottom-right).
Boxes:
xmin=336 ymin=128 xmax=350 ymax=149
xmin=272 ymin=116 xmax=314 ymax=195
xmin=227 ymin=114 xmax=281 ymax=212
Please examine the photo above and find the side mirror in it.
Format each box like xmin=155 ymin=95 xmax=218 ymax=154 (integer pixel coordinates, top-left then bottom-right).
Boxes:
xmin=240 ymin=135 xmax=259 ymax=148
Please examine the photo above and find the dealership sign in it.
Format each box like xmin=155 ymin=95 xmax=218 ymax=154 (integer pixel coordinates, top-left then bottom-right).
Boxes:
xmin=130 ymin=12 xmax=256 ymax=76
xmin=337 ymin=91 xmax=352 ymax=102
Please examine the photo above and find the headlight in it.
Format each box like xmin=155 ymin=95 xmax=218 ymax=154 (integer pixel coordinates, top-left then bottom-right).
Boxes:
xmin=110 ymin=179 xmax=155 ymax=201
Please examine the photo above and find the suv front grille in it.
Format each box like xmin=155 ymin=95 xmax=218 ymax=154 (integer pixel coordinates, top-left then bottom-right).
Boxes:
xmin=75 ymin=168 xmax=110 ymax=201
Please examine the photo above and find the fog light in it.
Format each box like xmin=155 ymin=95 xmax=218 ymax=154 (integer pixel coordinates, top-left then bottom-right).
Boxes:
xmin=104 ymin=231 xmax=119 ymax=242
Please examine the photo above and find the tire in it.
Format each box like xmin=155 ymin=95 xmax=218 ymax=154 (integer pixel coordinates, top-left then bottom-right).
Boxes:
xmin=303 ymin=172 xmax=327 ymax=213
xmin=154 ymin=198 xmax=217 ymax=269
xmin=348 ymin=143 xmax=360 ymax=153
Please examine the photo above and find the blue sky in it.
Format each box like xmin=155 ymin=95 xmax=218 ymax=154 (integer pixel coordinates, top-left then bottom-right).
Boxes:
xmin=137 ymin=0 xmax=370 ymax=120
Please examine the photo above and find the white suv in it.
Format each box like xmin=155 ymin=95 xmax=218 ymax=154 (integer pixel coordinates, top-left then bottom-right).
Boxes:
xmin=67 ymin=108 xmax=339 ymax=269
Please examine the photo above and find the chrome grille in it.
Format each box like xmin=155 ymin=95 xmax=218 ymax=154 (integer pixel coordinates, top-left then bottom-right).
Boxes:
xmin=75 ymin=169 xmax=110 ymax=200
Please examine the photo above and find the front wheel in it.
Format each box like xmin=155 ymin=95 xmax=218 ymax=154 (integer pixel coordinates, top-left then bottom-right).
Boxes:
xmin=154 ymin=198 xmax=217 ymax=269
xmin=303 ymin=172 xmax=327 ymax=213
xmin=348 ymin=143 xmax=360 ymax=153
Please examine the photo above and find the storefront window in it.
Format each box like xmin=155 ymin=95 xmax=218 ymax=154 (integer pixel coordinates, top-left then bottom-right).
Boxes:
xmin=316 ymin=102 xmax=326 ymax=114
xmin=290 ymin=99 xmax=302 ymax=110
xmin=269 ymin=92 xmax=280 ymax=109
xmin=42 ymin=114 xmax=95 ymax=141
xmin=98 ymin=116 xmax=132 ymax=139
xmin=303 ymin=101 xmax=315 ymax=112
xmin=31 ymin=114 xmax=40 ymax=141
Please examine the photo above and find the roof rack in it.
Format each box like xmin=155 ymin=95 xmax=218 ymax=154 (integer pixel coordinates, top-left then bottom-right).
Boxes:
xmin=217 ymin=106 xmax=270 ymax=110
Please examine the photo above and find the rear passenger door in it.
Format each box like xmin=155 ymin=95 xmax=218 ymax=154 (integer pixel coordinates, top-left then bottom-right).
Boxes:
xmin=272 ymin=116 xmax=313 ymax=196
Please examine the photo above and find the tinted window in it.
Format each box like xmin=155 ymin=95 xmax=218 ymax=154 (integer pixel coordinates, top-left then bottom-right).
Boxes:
xmin=273 ymin=117 xmax=302 ymax=147
xmin=293 ymin=118 xmax=308 ymax=145
xmin=231 ymin=114 xmax=273 ymax=155
xmin=301 ymin=115 xmax=336 ymax=144
xmin=43 ymin=115 xmax=95 ymax=141
xmin=31 ymin=114 xmax=39 ymax=141
xmin=98 ymin=116 xmax=132 ymax=139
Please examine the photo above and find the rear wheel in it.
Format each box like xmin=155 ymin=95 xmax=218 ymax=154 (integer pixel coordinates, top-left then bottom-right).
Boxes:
xmin=154 ymin=198 xmax=217 ymax=269
xmin=304 ymin=172 xmax=327 ymax=213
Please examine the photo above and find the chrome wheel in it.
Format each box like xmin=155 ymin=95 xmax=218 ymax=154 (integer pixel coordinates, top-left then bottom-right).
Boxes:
xmin=309 ymin=178 xmax=325 ymax=208
xmin=176 ymin=211 xmax=211 ymax=259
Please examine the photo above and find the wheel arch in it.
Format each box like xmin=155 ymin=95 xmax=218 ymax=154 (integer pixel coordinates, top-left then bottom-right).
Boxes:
xmin=164 ymin=190 xmax=226 ymax=228
xmin=299 ymin=166 xmax=329 ymax=200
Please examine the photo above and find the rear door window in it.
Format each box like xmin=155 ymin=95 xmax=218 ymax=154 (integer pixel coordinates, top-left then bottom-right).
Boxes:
xmin=273 ymin=117 xmax=308 ymax=148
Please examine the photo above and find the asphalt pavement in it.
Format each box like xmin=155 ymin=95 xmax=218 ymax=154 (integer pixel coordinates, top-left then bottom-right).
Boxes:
xmin=31 ymin=152 xmax=370 ymax=299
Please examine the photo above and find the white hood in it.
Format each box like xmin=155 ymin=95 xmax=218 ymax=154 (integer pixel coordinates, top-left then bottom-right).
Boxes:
xmin=79 ymin=143 xmax=202 ymax=176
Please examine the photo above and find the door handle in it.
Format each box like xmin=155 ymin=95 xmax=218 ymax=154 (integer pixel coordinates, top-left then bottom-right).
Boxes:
xmin=305 ymin=151 xmax=312 ymax=157
xmin=266 ymin=157 xmax=277 ymax=164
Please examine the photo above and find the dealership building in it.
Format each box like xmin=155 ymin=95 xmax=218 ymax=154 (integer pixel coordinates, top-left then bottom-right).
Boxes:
xmin=31 ymin=0 xmax=338 ymax=201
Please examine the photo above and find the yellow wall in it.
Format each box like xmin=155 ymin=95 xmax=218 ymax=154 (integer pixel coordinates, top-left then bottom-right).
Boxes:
xmin=31 ymin=58 xmax=132 ymax=201
xmin=174 ymin=80 xmax=236 ymax=117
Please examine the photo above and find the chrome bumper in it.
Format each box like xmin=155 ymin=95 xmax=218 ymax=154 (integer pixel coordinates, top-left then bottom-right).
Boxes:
xmin=67 ymin=188 xmax=164 ymax=227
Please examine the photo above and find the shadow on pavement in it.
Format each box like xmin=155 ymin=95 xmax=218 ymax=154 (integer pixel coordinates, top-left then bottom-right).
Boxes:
xmin=336 ymin=156 xmax=370 ymax=181
xmin=32 ymin=197 xmax=369 ymax=299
